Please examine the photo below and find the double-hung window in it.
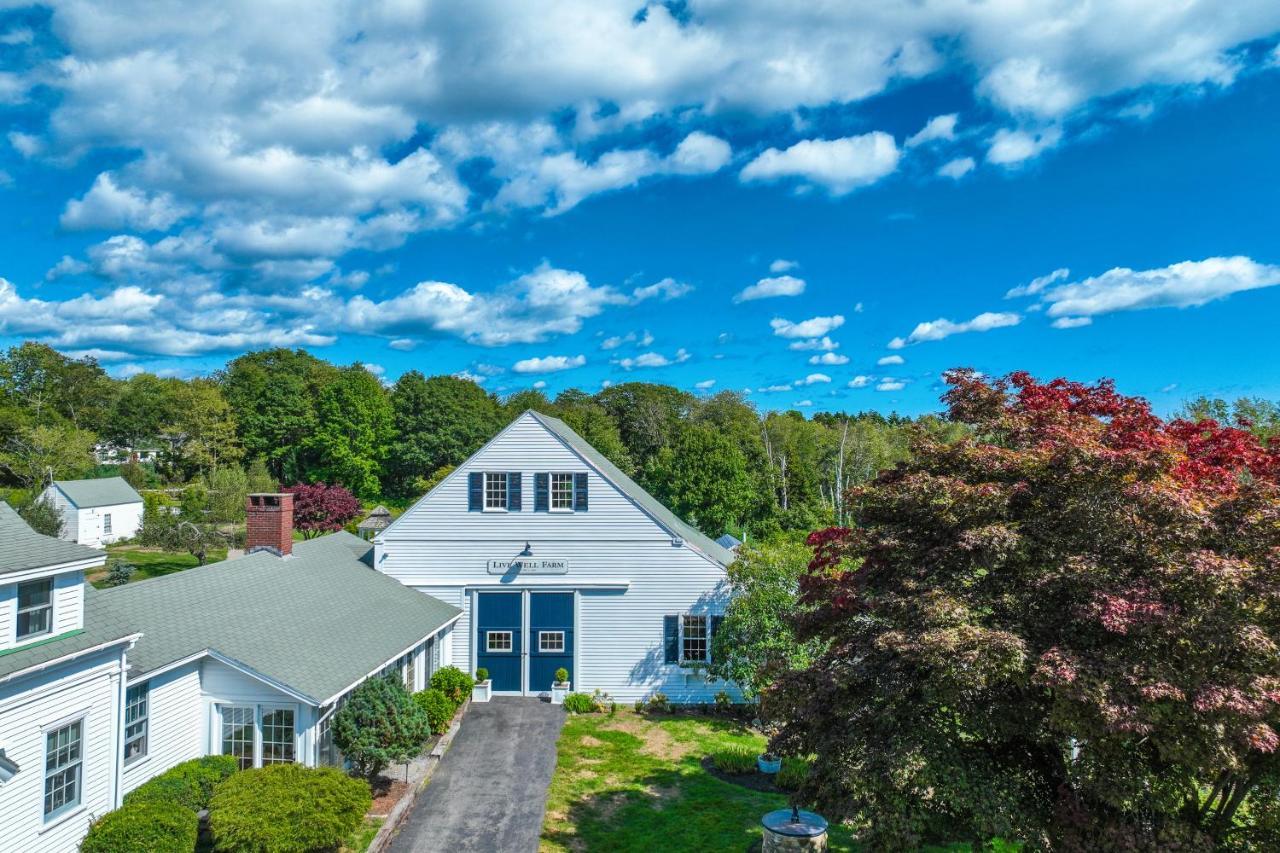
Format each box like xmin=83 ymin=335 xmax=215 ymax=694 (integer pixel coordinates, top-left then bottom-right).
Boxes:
xmin=484 ymin=472 xmax=508 ymax=510
xmin=44 ymin=720 xmax=83 ymax=820
xmin=124 ymin=682 xmax=149 ymax=764
xmin=17 ymin=578 xmax=54 ymax=641
xmin=549 ymin=473 xmax=574 ymax=511
xmin=402 ymin=650 xmax=417 ymax=691
xmin=681 ymin=615 xmax=709 ymax=663
xmin=103 ymin=513 xmax=113 ymax=535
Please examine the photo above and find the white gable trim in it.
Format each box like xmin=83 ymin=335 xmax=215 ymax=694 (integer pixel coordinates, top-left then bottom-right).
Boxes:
xmin=2 ymin=555 xmax=103 ymax=585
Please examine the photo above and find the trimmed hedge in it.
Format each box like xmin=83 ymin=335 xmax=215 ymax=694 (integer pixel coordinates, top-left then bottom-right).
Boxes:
xmin=81 ymin=799 xmax=198 ymax=853
xmin=208 ymin=764 xmax=371 ymax=853
xmin=414 ymin=687 xmax=456 ymax=735
xmin=429 ymin=666 xmax=474 ymax=704
xmin=123 ymin=754 xmax=239 ymax=812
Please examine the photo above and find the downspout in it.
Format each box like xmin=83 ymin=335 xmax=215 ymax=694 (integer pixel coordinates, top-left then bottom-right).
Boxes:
xmin=112 ymin=644 xmax=131 ymax=808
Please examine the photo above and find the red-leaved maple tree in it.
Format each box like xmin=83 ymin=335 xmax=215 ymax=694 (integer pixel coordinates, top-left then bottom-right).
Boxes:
xmin=771 ymin=370 xmax=1280 ymax=850
xmin=283 ymin=482 xmax=361 ymax=539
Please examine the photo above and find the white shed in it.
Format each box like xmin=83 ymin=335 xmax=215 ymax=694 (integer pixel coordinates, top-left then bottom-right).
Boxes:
xmin=42 ymin=477 xmax=143 ymax=548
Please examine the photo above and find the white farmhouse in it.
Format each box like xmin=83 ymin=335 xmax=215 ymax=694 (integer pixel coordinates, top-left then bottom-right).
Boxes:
xmin=375 ymin=411 xmax=738 ymax=703
xmin=0 ymin=496 xmax=460 ymax=852
xmin=41 ymin=477 xmax=143 ymax=547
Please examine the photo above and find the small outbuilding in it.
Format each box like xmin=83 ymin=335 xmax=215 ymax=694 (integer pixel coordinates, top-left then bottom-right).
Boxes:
xmin=41 ymin=476 xmax=144 ymax=547
xmin=357 ymin=505 xmax=393 ymax=540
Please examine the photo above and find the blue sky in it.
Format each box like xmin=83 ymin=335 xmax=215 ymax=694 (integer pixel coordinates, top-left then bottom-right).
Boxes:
xmin=2 ymin=2 xmax=1279 ymax=415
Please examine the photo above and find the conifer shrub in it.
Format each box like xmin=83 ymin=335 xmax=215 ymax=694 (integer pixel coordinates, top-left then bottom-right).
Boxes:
xmin=81 ymin=799 xmax=198 ymax=853
xmin=208 ymin=764 xmax=370 ymax=853
xmin=124 ymin=754 xmax=239 ymax=812
xmin=333 ymin=674 xmax=430 ymax=779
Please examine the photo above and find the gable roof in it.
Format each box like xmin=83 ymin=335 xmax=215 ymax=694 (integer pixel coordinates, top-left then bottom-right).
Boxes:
xmin=716 ymin=533 xmax=743 ymax=550
xmin=53 ymin=476 xmax=143 ymax=509
xmin=0 ymin=502 xmax=105 ymax=577
xmin=87 ymin=532 xmax=460 ymax=705
xmin=526 ymin=411 xmax=735 ymax=567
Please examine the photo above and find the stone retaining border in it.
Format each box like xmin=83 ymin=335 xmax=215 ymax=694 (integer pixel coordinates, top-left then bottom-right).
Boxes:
xmin=366 ymin=697 xmax=471 ymax=853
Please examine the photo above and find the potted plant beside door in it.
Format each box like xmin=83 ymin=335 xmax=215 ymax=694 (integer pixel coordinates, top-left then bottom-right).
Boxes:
xmin=472 ymin=668 xmax=491 ymax=704
xmin=551 ymin=667 xmax=570 ymax=705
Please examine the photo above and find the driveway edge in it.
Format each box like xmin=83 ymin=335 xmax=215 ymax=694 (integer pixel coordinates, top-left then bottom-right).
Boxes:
xmin=367 ymin=698 xmax=471 ymax=853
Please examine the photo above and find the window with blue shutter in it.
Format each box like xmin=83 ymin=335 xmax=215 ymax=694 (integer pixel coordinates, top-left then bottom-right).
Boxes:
xmin=468 ymin=472 xmax=483 ymax=511
xmin=534 ymin=473 xmax=549 ymax=511
xmin=508 ymin=473 xmax=523 ymax=511
xmin=663 ymin=615 xmax=679 ymax=664
xmin=574 ymin=472 xmax=589 ymax=511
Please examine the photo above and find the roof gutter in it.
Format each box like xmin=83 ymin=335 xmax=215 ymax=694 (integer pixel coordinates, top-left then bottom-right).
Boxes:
xmin=0 ymin=633 xmax=142 ymax=686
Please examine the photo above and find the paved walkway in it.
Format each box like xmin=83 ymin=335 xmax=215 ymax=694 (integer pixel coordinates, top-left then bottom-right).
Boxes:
xmin=387 ymin=697 xmax=565 ymax=853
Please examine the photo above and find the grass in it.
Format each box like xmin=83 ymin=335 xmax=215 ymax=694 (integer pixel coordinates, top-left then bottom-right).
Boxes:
xmin=710 ymin=745 xmax=758 ymax=775
xmin=341 ymin=816 xmax=384 ymax=852
xmin=88 ymin=545 xmax=228 ymax=588
xmin=539 ymin=710 xmax=861 ymax=852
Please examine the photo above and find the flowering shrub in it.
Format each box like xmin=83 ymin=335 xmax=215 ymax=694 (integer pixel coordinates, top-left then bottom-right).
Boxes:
xmin=773 ymin=370 xmax=1280 ymax=849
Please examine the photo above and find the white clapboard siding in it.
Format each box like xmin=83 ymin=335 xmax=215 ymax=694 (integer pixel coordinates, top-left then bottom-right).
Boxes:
xmin=41 ymin=485 xmax=79 ymax=544
xmin=121 ymin=662 xmax=203 ymax=794
xmin=199 ymin=658 xmax=315 ymax=766
xmin=379 ymin=412 xmax=737 ymax=703
xmin=52 ymin=571 xmax=85 ymax=636
xmin=0 ymin=649 xmax=125 ymax=853
xmin=92 ymin=502 xmax=143 ymax=546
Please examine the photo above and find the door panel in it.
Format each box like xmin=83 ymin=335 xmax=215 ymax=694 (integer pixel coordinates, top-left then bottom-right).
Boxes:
xmin=476 ymin=592 xmax=523 ymax=692
xmin=529 ymin=592 xmax=574 ymax=692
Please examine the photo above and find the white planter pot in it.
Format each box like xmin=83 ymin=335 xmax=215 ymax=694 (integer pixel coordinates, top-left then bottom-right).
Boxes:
xmin=472 ymin=680 xmax=492 ymax=703
xmin=550 ymin=682 xmax=570 ymax=705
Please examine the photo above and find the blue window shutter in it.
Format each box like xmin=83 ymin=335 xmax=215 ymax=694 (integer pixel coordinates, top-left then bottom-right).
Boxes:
xmin=709 ymin=615 xmax=724 ymax=663
xmin=468 ymin=472 xmax=483 ymax=511
xmin=574 ymin=472 xmax=589 ymax=511
xmin=534 ymin=473 xmax=549 ymax=512
xmin=663 ymin=615 xmax=679 ymax=664
xmin=508 ymin=473 xmax=522 ymax=511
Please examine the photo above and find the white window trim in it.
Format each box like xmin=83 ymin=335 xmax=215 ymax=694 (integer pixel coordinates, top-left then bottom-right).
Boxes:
xmin=548 ymin=472 xmax=575 ymax=512
xmin=260 ymin=705 xmax=298 ymax=766
xmin=40 ymin=713 xmax=86 ymax=827
xmin=679 ymin=614 xmax=710 ymax=665
xmin=217 ymin=703 xmax=300 ymax=769
xmin=486 ymin=630 xmax=513 ymax=653
xmin=483 ymin=472 xmax=509 ymax=512
xmin=538 ymin=630 xmax=565 ymax=653
xmin=16 ymin=577 xmax=55 ymax=643
xmin=102 ymin=513 xmax=112 ymax=535
xmin=123 ymin=681 xmax=149 ymax=765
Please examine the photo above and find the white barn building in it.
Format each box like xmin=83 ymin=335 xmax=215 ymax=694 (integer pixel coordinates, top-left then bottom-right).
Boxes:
xmin=40 ymin=477 xmax=143 ymax=547
xmin=375 ymin=411 xmax=738 ymax=703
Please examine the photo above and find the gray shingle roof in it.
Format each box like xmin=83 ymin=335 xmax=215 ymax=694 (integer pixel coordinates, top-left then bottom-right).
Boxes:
xmin=88 ymin=532 xmax=461 ymax=705
xmin=0 ymin=623 xmax=138 ymax=683
xmin=528 ymin=411 xmax=735 ymax=567
xmin=0 ymin=502 xmax=105 ymax=576
xmin=53 ymin=476 xmax=143 ymax=509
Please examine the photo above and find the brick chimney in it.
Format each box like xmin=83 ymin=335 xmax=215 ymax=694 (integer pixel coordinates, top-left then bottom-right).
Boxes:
xmin=246 ymin=493 xmax=293 ymax=557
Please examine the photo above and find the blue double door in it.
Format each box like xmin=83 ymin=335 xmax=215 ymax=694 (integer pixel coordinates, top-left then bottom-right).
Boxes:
xmin=476 ymin=591 xmax=574 ymax=694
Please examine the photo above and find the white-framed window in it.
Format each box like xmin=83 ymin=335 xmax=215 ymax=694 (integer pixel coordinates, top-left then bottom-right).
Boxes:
xmin=103 ymin=513 xmax=112 ymax=535
xmin=486 ymin=630 xmax=513 ymax=652
xmin=401 ymin=650 xmax=417 ymax=691
xmin=681 ymin=615 xmax=708 ymax=663
xmin=17 ymin=578 xmax=54 ymax=641
xmin=43 ymin=719 xmax=83 ymax=820
xmin=220 ymin=706 xmax=255 ymax=770
xmin=539 ymin=631 xmax=565 ymax=653
xmin=549 ymin=473 xmax=574 ymax=510
xmin=483 ymin=472 xmax=508 ymax=510
xmin=123 ymin=682 xmax=149 ymax=764
xmin=261 ymin=708 xmax=296 ymax=765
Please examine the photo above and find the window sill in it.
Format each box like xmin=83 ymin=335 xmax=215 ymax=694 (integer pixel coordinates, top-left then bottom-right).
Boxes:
xmin=124 ymin=754 xmax=151 ymax=771
xmin=40 ymin=803 xmax=87 ymax=834
xmin=481 ymin=507 xmax=508 ymax=513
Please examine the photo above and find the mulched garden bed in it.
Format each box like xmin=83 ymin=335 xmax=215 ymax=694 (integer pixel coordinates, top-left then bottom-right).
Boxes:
xmin=700 ymin=754 xmax=785 ymax=794
xmin=368 ymin=778 xmax=410 ymax=817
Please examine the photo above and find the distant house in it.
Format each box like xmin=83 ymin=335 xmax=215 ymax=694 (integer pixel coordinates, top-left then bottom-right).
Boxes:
xmin=40 ymin=477 xmax=144 ymax=548
xmin=92 ymin=443 xmax=163 ymax=465
xmin=0 ymin=496 xmax=460 ymax=851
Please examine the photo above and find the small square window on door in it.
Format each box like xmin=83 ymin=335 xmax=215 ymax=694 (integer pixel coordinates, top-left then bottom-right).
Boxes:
xmin=486 ymin=630 xmax=513 ymax=652
xmin=539 ymin=631 xmax=565 ymax=653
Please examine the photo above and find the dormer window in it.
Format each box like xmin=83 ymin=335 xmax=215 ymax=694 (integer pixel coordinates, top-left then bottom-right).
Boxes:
xmin=17 ymin=578 xmax=53 ymax=641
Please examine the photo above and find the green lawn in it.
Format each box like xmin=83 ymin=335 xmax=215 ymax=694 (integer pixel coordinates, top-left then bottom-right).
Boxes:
xmin=89 ymin=545 xmax=227 ymax=588
xmin=539 ymin=710 xmax=861 ymax=852
xmin=342 ymin=816 xmax=384 ymax=852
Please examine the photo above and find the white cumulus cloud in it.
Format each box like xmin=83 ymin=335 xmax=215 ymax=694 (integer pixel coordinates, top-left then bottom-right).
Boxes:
xmin=740 ymin=132 xmax=900 ymax=195
xmin=889 ymin=311 xmax=1021 ymax=348
xmin=771 ymin=315 xmax=845 ymax=339
xmin=877 ymin=354 xmax=904 ymax=366
xmin=734 ymin=275 xmax=805 ymax=303
xmin=809 ymin=352 xmax=849 ymax=365
xmin=512 ymin=354 xmax=586 ymax=373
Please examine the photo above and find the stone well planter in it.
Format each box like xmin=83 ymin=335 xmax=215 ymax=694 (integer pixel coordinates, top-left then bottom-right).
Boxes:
xmin=550 ymin=681 xmax=570 ymax=705
xmin=472 ymin=679 xmax=491 ymax=703
xmin=762 ymin=806 xmax=828 ymax=851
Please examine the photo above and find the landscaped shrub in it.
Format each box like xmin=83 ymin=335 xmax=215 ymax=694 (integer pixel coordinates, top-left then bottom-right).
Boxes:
xmin=554 ymin=666 xmax=569 ymax=684
xmin=333 ymin=674 xmax=430 ymax=778
xmin=414 ymin=688 xmax=456 ymax=735
xmin=714 ymin=690 xmax=733 ymax=710
xmin=124 ymin=754 xmax=239 ymax=811
xmin=208 ymin=764 xmax=371 ymax=853
xmin=562 ymin=692 xmax=598 ymax=714
xmin=429 ymin=665 xmax=474 ymax=704
xmin=474 ymin=667 xmax=489 ymax=682
xmin=711 ymin=746 xmax=758 ymax=775
xmin=776 ymin=756 xmax=810 ymax=791
xmin=81 ymin=799 xmax=198 ymax=853
xmin=645 ymin=692 xmax=671 ymax=714
xmin=102 ymin=557 xmax=135 ymax=587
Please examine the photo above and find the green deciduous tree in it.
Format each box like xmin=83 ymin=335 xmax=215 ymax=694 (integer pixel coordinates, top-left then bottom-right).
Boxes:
xmin=650 ymin=423 xmax=751 ymax=536
xmin=387 ymin=373 xmax=504 ymax=497
xmin=304 ymin=365 xmax=393 ymax=497
xmin=0 ymin=422 xmax=96 ymax=488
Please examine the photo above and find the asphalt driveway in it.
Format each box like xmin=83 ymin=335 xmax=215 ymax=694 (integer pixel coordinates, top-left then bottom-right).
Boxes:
xmin=388 ymin=697 xmax=566 ymax=853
